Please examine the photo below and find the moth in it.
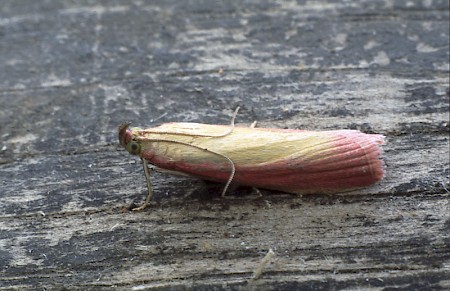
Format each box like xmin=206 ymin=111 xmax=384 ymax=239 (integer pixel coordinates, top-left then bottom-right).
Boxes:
xmin=119 ymin=108 xmax=385 ymax=210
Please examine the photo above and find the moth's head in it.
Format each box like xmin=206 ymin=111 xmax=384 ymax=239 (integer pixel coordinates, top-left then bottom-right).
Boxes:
xmin=118 ymin=123 xmax=142 ymax=156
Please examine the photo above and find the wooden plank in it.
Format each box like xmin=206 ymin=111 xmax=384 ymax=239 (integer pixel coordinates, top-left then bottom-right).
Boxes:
xmin=0 ymin=0 xmax=449 ymax=289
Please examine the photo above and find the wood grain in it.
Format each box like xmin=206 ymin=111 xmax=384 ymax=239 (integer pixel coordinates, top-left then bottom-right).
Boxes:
xmin=1 ymin=0 xmax=449 ymax=289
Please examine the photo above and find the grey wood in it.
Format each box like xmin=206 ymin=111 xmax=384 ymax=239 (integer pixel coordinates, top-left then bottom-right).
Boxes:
xmin=0 ymin=0 xmax=449 ymax=290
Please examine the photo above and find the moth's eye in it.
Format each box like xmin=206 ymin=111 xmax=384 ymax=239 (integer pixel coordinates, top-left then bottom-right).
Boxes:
xmin=126 ymin=141 xmax=141 ymax=155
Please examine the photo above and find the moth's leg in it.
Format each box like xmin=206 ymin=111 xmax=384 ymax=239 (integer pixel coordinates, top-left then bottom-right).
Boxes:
xmin=221 ymin=185 xmax=264 ymax=200
xmin=252 ymin=187 xmax=263 ymax=197
xmin=250 ymin=121 xmax=257 ymax=128
xmin=133 ymin=158 xmax=154 ymax=211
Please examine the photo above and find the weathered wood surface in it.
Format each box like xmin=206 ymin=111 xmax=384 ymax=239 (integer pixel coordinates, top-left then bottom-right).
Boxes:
xmin=0 ymin=0 xmax=449 ymax=290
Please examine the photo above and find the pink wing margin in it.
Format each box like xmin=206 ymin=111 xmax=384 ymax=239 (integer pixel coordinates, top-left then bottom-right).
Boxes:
xmin=170 ymin=130 xmax=386 ymax=194
xmin=236 ymin=130 xmax=386 ymax=194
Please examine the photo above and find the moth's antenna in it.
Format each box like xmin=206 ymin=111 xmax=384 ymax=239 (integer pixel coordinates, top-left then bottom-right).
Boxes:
xmin=211 ymin=105 xmax=240 ymax=138
xmin=138 ymin=106 xmax=241 ymax=138
xmin=150 ymin=112 xmax=168 ymax=123
xmin=229 ymin=106 xmax=240 ymax=127
xmin=135 ymin=138 xmax=236 ymax=199
xmin=131 ymin=107 xmax=241 ymax=208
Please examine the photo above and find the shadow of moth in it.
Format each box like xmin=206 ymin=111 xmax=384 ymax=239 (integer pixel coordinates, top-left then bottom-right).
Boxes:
xmin=119 ymin=107 xmax=385 ymax=211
